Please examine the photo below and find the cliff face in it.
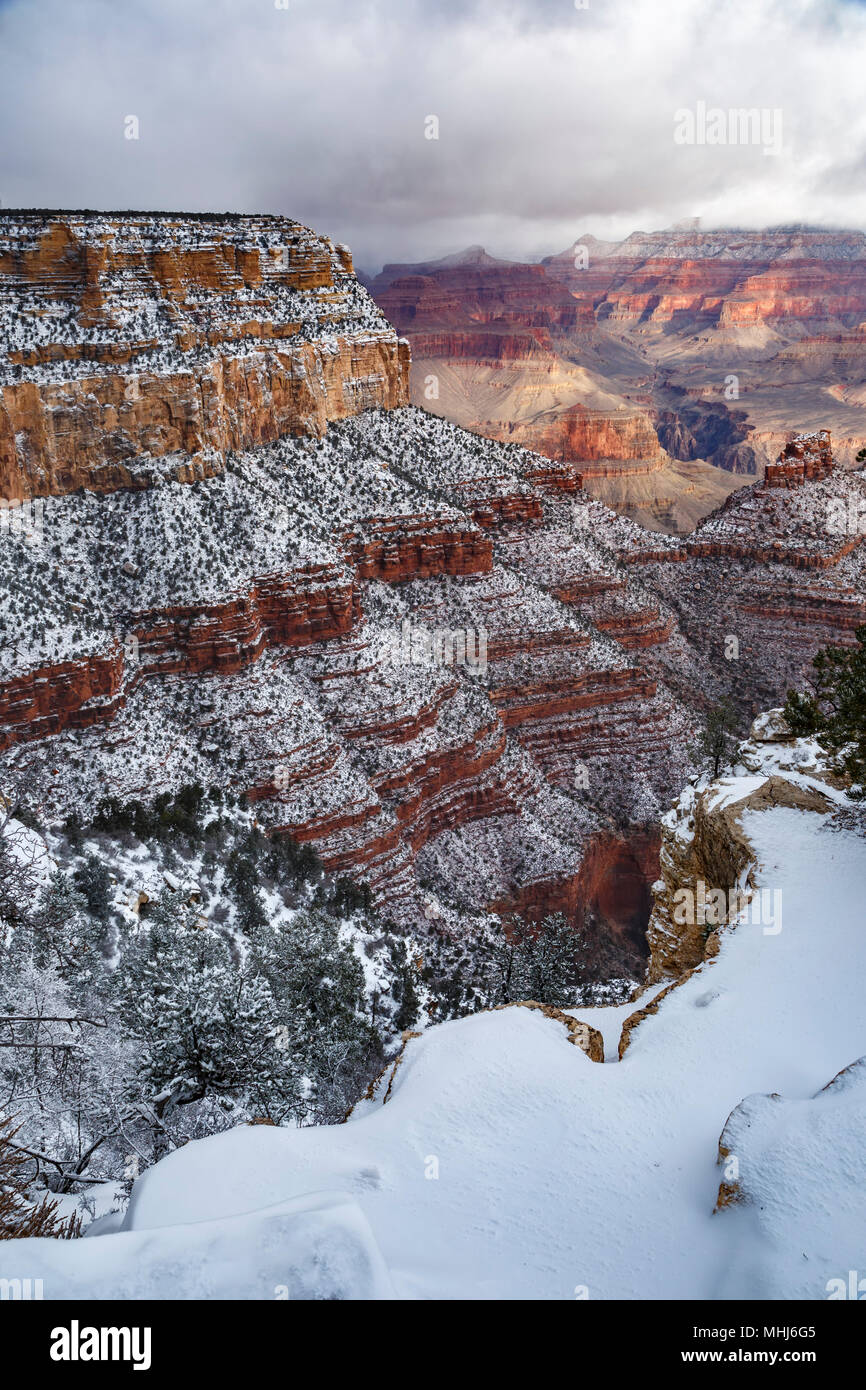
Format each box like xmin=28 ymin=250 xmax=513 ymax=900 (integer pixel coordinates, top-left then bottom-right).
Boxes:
xmin=2 ymin=214 xmax=865 ymax=968
xmin=0 ymin=213 xmax=409 ymax=500
xmin=507 ymin=404 xmax=667 ymax=473
xmin=640 ymin=712 xmax=840 ymax=990
xmin=764 ymin=429 xmax=834 ymax=488
xmin=490 ymin=828 xmax=660 ymax=971
xmin=370 ymin=249 xmax=675 ymax=504
xmin=374 ymin=254 xmax=585 ymax=333
xmin=541 ymin=228 xmax=866 ymax=328
xmin=370 ymin=228 xmax=866 ymax=534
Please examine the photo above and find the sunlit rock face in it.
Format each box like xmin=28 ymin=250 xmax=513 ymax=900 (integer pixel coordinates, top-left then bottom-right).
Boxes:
xmin=0 ymin=212 xmax=409 ymax=501
xmin=369 ymin=229 xmax=866 ymax=532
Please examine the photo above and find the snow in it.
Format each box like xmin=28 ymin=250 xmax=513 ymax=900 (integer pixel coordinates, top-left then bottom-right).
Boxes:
xmin=3 ymin=771 xmax=863 ymax=1299
xmin=567 ymin=983 xmax=669 ymax=1061
xmin=0 ymin=815 xmax=56 ymax=897
xmin=1 ymin=1192 xmax=392 ymax=1300
xmin=0 ymin=213 xmax=392 ymax=391
xmin=749 ymin=707 xmax=791 ymax=742
xmin=716 ymin=1057 xmax=866 ymax=1300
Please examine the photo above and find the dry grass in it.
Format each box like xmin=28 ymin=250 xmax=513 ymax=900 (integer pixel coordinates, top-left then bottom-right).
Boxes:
xmin=0 ymin=1118 xmax=81 ymax=1240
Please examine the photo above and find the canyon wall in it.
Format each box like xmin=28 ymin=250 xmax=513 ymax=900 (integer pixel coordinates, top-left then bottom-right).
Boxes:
xmin=0 ymin=213 xmax=409 ymax=501
xmin=370 ymin=228 xmax=866 ymax=533
xmin=1 ymin=214 xmax=865 ymax=971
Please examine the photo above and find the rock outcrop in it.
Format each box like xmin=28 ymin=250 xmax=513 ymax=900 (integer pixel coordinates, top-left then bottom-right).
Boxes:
xmin=0 ymin=213 xmax=409 ymax=501
xmin=764 ymin=429 xmax=834 ymax=488
xmin=643 ymin=719 xmax=837 ymax=988
xmin=618 ymin=713 xmax=842 ymax=1056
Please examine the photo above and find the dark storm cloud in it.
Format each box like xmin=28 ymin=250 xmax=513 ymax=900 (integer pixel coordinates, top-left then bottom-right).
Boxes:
xmin=1 ymin=0 xmax=865 ymax=268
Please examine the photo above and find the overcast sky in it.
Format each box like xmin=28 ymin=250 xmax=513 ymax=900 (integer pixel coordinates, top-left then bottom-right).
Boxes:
xmin=2 ymin=0 xmax=866 ymax=271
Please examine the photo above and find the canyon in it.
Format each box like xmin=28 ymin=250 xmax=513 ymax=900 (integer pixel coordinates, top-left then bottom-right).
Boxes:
xmin=369 ymin=226 xmax=866 ymax=532
xmin=1 ymin=213 xmax=865 ymax=973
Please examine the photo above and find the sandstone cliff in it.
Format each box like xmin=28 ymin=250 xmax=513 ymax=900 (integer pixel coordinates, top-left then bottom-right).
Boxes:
xmin=0 ymin=213 xmax=409 ymax=501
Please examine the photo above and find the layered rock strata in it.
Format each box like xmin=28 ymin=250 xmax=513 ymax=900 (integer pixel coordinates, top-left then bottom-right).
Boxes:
xmin=0 ymin=213 xmax=409 ymax=501
xmin=2 ymin=215 xmax=865 ymax=953
xmin=370 ymin=229 xmax=866 ymax=531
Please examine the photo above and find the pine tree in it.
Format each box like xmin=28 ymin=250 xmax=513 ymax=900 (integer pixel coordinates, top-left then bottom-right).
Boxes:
xmin=249 ymin=908 xmax=382 ymax=1119
xmin=115 ymin=892 xmax=297 ymax=1125
xmin=0 ymin=1119 xmax=81 ymax=1240
xmin=785 ymin=624 xmax=866 ymax=794
xmin=700 ymin=701 xmax=740 ymax=778
xmin=30 ymin=872 xmax=107 ymax=1001
xmin=486 ymin=914 xmax=585 ymax=1007
xmin=73 ymin=855 xmax=113 ymax=924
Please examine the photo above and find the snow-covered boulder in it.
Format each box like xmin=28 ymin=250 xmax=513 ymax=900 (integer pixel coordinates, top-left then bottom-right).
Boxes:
xmin=749 ymin=707 xmax=792 ymax=743
xmin=715 ymin=1057 xmax=866 ymax=1300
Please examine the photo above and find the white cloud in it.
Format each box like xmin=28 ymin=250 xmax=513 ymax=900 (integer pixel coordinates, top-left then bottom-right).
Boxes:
xmin=1 ymin=0 xmax=865 ymax=268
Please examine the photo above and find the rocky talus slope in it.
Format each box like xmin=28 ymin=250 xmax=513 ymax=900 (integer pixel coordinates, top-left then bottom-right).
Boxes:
xmin=0 ymin=214 xmax=864 ymax=953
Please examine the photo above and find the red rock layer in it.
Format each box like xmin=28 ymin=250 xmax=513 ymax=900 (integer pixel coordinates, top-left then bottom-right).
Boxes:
xmin=0 ymin=337 xmax=410 ymax=501
xmin=491 ymin=829 xmax=662 ymax=956
xmin=541 ymin=235 xmax=866 ymax=329
xmin=466 ymin=493 xmax=544 ymax=528
xmin=489 ymin=667 xmax=657 ymax=732
xmin=408 ymin=329 xmax=554 ymax=362
xmin=593 ymin=608 xmax=674 ymax=649
xmin=126 ymin=565 xmax=357 ymax=678
xmin=374 ymin=261 xmax=586 ymax=333
xmin=0 ymin=565 xmax=356 ymax=749
xmin=0 ymin=648 xmax=125 ymax=752
xmin=764 ymin=430 xmax=834 ymax=488
xmin=344 ymin=518 xmax=492 ymax=580
xmin=295 ymin=728 xmax=533 ymax=889
xmin=507 ymin=405 xmax=666 ymax=469
xmin=737 ymin=583 xmax=866 ymax=630
xmin=684 ymin=535 xmax=863 ymax=570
